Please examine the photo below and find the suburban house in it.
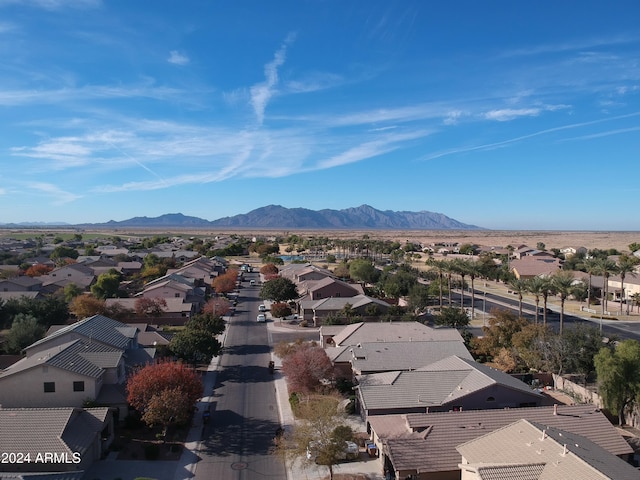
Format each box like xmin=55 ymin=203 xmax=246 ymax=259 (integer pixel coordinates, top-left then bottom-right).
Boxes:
xmin=328 ymin=340 xmax=473 ymax=378
xmin=299 ymin=294 xmax=391 ymax=326
xmin=41 ymin=263 xmax=96 ymax=292
xmin=279 ymin=263 xmax=333 ymax=283
xmin=320 ymin=321 xmax=464 ymax=348
xmin=559 ymin=246 xmax=588 ymax=258
xmin=166 ymin=256 xmax=224 ymax=286
xmin=0 ymin=315 xmax=154 ymax=418
xmin=298 ymin=276 xmax=363 ymax=301
xmin=0 ymin=276 xmax=42 ymax=293
xmin=356 ymin=356 xmax=543 ymax=421
xmin=367 ymin=404 xmax=634 ymax=480
xmin=509 ymin=256 xmax=562 ymax=280
xmin=608 ymin=274 xmax=640 ymax=307
xmin=456 ymin=419 xmax=640 ymax=480
xmin=104 ymin=297 xmax=196 ymax=324
xmin=135 ymin=275 xmax=206 ymax=312
xmin=0 ymin=407 xmax=114 ymax=473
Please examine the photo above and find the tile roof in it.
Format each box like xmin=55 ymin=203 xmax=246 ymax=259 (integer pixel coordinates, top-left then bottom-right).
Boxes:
xmin=470 ymin=463 xmax=546 ymax=480
xmin=330 ymin=322 xmax=463 ymax=347
xmin=457 ymin=419 xmax=640 ymax=479
xmin=343 ymin=341 xmax=473 ymax=373
xmin=417 ymin=356 xmax=541 ymax=399
xmin=26 ymin=315 xmax=133 ymax=352
xmin=0 ymin=407 xmax=109 ymax=459
xmin=0 ymin=340 xmax=122 ymax=379
xmin=369 ymin=405 xmax=633 ymax=475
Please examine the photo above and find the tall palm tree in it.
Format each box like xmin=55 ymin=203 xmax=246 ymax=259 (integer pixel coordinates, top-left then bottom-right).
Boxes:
xmin=442 ymin=259 xmax=456 ymax=307
xmin=617 ymin=254 xmax=639 ymax=315
xmin=581 ymin=257 xmax=600 ymax=308
xmin=466 ymin=259 xmax=483 ymax=321
xmin=427 ymin=258 xmax=446 ymax=309
xmin=596 ymin=258 xmax=618 ymax=316
xmin=539 ymin=276 xmax=554 ymax=326
xmin=525 ymin=276 xmax=547 ymax=324
xmin=507 ymin=276 xmax=528 ymax=318
xmin=552 ymin=271 xmax=575 ymax=335
xmin=632 ymin=292 xmax=640 ymax=314
xmin=453 ymin=259 xmax=469 ymax=312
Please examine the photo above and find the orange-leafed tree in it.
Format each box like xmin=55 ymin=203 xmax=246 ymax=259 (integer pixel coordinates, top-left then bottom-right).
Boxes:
xmin=134 ymin=297 xmax=168 ymax=317
xmin=260 ymin=263 xmax=279 ymax=276
xmin=281 ymin=345 xmax=334 ymax=394
xmin=203 ymin=297 xmax=231 ymax=316
xmin=264 ymin=273 xmax=280 ymax=281
xmin=24 ymin=264 xmax=53 ymax=277
xmin=270 ymin=302 xmax=292 ymax=319
xmin=69 ymin=294 xmax=107 ymax=319
xmin=127 ymin=361 xmax=203 ymax=431
xmin=212 ymin=271 xmax=237 ymax=295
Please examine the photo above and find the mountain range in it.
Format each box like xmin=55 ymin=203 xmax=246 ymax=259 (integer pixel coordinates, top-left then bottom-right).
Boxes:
xmin=1 ymin=205 xmax=483 ymax=230
xmin=97 ymin=205 xmax=482 ymax=230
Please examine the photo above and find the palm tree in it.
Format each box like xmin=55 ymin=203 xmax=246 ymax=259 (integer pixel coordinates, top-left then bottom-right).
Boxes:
xmin=453 ymin=259 xmax=469 ymax=312
xmin=427 ymin=258 xmax=446 ymax=309
xmin=617 ymin=254 xmax=639 ymax=315
xmin=525 ymin=276 xmax=547 ymax=324
xmin=442 ymin=259 xmax=456 ymax=307
xmin=632 ymin=292 xmax=640 ymax=314
xmin=596 ymin=258 xmax=618 ymax=316
xmin=552 ymin=271 xmax=575 ymax=335
xmin=466 ymin=259 xmax=483 ymax=321
xmin=507 ymin=276 xmax=528 ymax=318
xmin=582 ymin=257 xmax=600 ymax=308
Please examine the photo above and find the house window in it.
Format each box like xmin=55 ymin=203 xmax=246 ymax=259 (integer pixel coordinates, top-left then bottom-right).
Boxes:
xmin=73 ymin=381 xmax=85 ymax=392
xmin=175 ymin=293 xmax=180 ymax=297
xmin=44 ymin=382 xmax=55 ymax=393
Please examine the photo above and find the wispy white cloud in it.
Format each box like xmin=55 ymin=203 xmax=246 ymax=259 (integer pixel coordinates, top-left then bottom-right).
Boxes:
xmin=423 ymin=111 xmax=640 ymax=161
xmin=499 ymin=34 xmax=638 ymax=58
xmin=250 ymin=32 xmax=296 ymax=125
xmin=317 ymin=130 xmax=431 ymax=169
xmin=285 ymin=72 xmax=344 ymax=94
xmin=483 ymin=104 xmax=570 ymax=122
xmin=27 ymin=182 xmax=82 ymax=205
xmin=561 ymin=126 xmax=640 ymax=141
xmin=168 ymin=50 xmax=189 ymax=66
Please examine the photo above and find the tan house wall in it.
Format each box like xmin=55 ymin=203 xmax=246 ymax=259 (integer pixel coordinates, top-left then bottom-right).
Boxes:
xmin=309 ymin=283 xmax=358 ymax=300
xmin=0 ymin=367 xmax=101 ymax=408
xmin=141 ymin=285 xmax=188 ymax=299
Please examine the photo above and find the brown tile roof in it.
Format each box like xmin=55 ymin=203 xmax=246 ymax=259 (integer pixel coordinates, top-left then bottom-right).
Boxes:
xmin=369 ymin=404 xmax=633 ymax=475
xmin=457 ymin=419 xmax=640 ymax=479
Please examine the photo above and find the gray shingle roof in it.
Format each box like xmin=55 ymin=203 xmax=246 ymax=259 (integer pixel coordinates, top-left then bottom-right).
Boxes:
xmin=369 ymin=405 xmax=633 ymax=475
xmin=457 ymin=419 xmax=640 ymax=479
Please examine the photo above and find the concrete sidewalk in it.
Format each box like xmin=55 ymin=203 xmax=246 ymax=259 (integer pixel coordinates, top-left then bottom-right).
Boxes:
xmin=267 ymin=320 xmax=385 ymax=480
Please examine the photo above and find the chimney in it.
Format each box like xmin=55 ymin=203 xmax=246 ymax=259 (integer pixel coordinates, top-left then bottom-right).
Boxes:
xmin=553 ymin=404 xmax=558 ymax=416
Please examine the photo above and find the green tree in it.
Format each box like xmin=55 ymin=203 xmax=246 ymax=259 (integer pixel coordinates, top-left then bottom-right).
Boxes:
xmin=595 ymin=258 xmax=618 ymax=316
xmin=617 ymin=254 xmax=639 ymax=315
xmin=260 ymin=277 xmax=299 ymax=302
xmin=49 ymin=245 xmax=79 ymax=264
xmin=594 ymin=339 xmax=640 ymax=425
xmin=170 ymin=328 xmax=222 ymax=365
xmin=348 ymin=259 xmax=380 ymax=284
xmin=507 ymin=277 xmax=527 ymax=318
xmin=91 ymin=270 xmax=122 ymax=299
xmin=552 ymin=271 xmax=575 ymax=335
xmin=525 ymin=276 xmax=547 ymax=324
xmin=628 ymin=243 xmax=640 ymax=253
xmin=426 ymin=258 xmax=447 ymax=309
xmin=434 ymin=307 xmax=470 ymax=329
xmin=407 ymin=283 xmax=431 ymax=316
xmin=63 ymin=283 xmax=83 ymax=303
xmin=581 ymin=257 xmax=600 ymax=308
xmin=5 ymin=314 xmax=45 ymax=354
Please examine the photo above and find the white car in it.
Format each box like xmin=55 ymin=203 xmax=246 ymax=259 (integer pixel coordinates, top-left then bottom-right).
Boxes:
xmin=306 ymin=440 xmax=359 ymax=463
xmin=257 ymin=313 xmax=266 ymax=323
xmin=258 ymin=304 xmax=266 ymax=312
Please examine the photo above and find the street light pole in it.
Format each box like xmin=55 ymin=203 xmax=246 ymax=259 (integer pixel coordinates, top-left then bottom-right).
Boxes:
xmin=483 ymin=290 xmax=487 ymax=327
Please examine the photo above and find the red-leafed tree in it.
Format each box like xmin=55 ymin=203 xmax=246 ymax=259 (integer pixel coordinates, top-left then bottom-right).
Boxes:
xmin=264 ymin=273 xmax=280 ymax=281
xmin=69 ymin=294 xmax=107 ymax=319
xmin=24 ymin=264 xmax=53 ymax=277
xmin=212 ymin=271 xmax=237 ymax=295
xmin=203 ymin=297 xmax=231 ymax=316
xmin=134 ymin=297 xmax=168 ymax=316
xmin=127 ymin=361 xmax=203 ymax=431
xmin=260 ymin=263 xmax=279 ymax=275
xmin=281 ymin=345 xmax=334 ymax=394
xmin=270 ymin=302 xmax=292 ymax=319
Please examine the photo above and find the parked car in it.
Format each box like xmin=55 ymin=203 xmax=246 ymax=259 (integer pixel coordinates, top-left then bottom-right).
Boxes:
xmin=259 ymin=304 xmax=266 ymax=312
xmin=257 ymin=313 xmax=266 ymax=323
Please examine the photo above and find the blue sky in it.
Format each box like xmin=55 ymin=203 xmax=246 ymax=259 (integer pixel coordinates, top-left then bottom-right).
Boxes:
xmin=1 ymin=0 xmax=639 ymax=230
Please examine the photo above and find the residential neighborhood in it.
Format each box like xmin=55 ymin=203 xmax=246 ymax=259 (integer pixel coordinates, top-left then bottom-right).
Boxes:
xmin=0 ymin=231 xmax=640 ymax=479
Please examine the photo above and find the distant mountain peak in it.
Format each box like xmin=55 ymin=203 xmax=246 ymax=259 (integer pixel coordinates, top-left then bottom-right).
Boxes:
xmin=78 ymin=206 xmax=483 ymax=230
